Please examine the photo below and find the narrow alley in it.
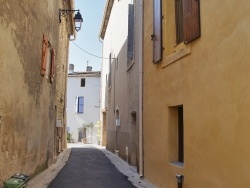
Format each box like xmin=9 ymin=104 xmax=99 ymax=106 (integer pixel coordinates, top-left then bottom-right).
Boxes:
xmin=2 ymin=0 xmax=250 ymax=187
xmin=48 ymin=146 xmax=135 ymax=188
xmin=27 ymin=144 xmax=154 ymax=188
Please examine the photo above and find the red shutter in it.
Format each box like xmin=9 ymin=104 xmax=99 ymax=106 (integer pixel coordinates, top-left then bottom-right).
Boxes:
xmin=153 ymin=0 xmax=162 ymax=63
xmin=41 ymin=35 xmax=48 ymax=76
xmin=50 ymin=49 xmax=55 ymax=83
xmin=183 ymin=0 xmax=200 ymax=44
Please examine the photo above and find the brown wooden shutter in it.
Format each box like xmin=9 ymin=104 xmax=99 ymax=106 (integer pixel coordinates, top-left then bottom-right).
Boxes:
xmin=41 ymin=35 xmax=48 ymax=76
xmin=50 ymin=49 xmax=55 ymax=83
xmin=175 ymin=0 xmax=184 ymax=44
xmin=183 ymin=0 xmax=200 ymax=44
xmin=153 ymin=0 xmax=162 ymax=63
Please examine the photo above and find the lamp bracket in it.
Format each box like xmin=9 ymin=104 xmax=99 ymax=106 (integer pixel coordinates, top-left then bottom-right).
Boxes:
xmin=59 ymin=9 xmax=80 ymax=23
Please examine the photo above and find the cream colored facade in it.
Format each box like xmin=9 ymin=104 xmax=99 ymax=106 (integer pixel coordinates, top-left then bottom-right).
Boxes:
xmin=0 ymin=0 xmax=75 ymax=184
xmin=99 ymin=0 xmax=140 ymax=166
xmin=144 ymin=0 xmax=250 ymax=188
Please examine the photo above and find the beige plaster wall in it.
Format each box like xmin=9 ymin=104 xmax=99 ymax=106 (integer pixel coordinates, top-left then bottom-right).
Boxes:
xmin=0 ymin=0 xmax=71 ymax=184
xmin=143 ymin=0 xmax=250 ymax=187
xmin=101 ymin=0 xmax=139 ymax=165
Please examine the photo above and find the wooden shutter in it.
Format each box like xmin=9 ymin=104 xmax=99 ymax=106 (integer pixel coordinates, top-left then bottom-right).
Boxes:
xmin=175 ymin=0 xmax=184 ymax=44
xmin=41 ymin=35 xmax=48 ymax=76
xmin=127 ymin=4 xmax=134 ymax=62
xmin=153 ymin=0 xmax=162 ymax=63
xmin=50 ymin=49 xmax=55 ymax=83
xmin=75 ymin=97 xmax=78 ymax=113
xmin=183 ymin=0 xmax=200 ymax=44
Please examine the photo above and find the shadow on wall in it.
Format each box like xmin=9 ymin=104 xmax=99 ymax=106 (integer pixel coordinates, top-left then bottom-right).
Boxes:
xmin=104 ymin=36 xmax=139 ymax=166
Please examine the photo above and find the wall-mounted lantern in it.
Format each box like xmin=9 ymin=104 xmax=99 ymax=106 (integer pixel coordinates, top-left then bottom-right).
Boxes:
xmin=59 ymin=9 xmax=83 ymax=32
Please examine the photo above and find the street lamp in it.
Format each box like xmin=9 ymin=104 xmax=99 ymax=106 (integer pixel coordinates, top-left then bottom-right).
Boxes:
xmin=59 ymin=9 xmax=83 ymax=32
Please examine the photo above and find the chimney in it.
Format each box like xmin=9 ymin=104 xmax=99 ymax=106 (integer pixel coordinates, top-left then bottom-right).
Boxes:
xmin=86 ymin=66 xmax=92 ymax=72
xmin=69 ymin=64 xmax=74 ymax=73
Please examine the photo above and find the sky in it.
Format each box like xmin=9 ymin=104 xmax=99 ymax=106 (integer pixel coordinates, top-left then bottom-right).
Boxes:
xmin=69 ymin=0 xmax=106 ymax=72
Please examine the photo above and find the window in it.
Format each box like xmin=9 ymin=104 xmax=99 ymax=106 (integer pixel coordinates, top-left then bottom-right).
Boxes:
xmin=169 ymin=105 xmax=184 ymax=165
xmin=81 ymin=78 xmax=85 ymax=87
xmin=76 ymin=96 xmax=84 ymax=113
xmin=175 ymin=0 xmax=200 ymax=44
xmin=127 ymin=4 xmax=134 ymax=63
xmin=115 ymin=109 xmax=120 ymax=126
xmin=178 ymin=106 xmax=184 ymax=163
xmin=152 ymin=0 xmax=162 ymax=63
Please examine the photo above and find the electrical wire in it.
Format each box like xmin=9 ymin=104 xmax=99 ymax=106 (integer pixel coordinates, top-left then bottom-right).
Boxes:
xmin=71 ymin=41 xmax=110 ymax=59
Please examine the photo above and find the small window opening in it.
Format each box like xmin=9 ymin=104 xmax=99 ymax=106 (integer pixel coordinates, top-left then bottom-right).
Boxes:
xmin=81 ymin=78 xmax=85 ymax=87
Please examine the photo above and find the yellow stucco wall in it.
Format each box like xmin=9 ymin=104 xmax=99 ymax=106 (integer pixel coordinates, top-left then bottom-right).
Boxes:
xmin=143 ymin=1 xmax=250 ymax=187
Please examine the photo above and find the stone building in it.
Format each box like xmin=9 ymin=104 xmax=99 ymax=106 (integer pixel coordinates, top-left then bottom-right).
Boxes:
xmin=66 ymin=65 xmax=101 ymax=144
xmin=99 ymin=0 xmax=143 ymax=170
xmin=0 ymin=0 xmax=77 ymax=184
xmin=143 ymin=0 xmax=250 ymax=187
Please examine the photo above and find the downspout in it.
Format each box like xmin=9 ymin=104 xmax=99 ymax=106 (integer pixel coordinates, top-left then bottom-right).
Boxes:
xmin=176 ymin=174 xmax=184 ymax=188
xmin=99 ymin=38 xmax=104 ymax=145
xmin=138 ymin=0 xmax=144 ymax=178
xmin=113 ymin=56 xmax=117 ymax=151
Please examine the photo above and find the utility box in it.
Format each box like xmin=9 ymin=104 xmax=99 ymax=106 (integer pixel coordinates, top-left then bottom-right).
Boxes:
xmin=3 ymin=178 xmax=26 ymax=188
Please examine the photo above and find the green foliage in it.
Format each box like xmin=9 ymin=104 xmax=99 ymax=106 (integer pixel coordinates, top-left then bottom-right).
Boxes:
xmin=67 ymin=132 xmax=72 ymax=141
xmin=78 ymin=122 xmax=94 ymax=139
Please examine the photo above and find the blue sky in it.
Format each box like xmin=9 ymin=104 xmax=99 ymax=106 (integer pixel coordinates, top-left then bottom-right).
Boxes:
xmin=69 ymin=0 xmax=106 ymax=72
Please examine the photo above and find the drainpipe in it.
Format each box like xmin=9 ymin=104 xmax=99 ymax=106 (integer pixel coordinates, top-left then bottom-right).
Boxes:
xmin=176 ymin=174 xmax=184 ymax=188
xmin=138 ymin=0 xmax=144 ymax=178
xmin=99 ymin=38 xmax=104 ymax=145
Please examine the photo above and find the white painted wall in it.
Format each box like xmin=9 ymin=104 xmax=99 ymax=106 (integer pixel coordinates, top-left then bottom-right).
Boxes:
xmin=66 ymin=73 xmax=101 ymax=143
xmin=100 ymin=0 xmax=131 ymax=111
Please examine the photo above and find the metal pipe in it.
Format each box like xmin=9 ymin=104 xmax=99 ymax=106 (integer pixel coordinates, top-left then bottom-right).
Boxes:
xmin=138 ymin=0 xmax=144 ymax=178
xmin=176 ymin=174 xmax=184 ymax=188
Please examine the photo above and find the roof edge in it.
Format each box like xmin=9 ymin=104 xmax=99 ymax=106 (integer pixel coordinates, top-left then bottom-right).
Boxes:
xmin=99 ymin=0 xmax=114 ymax=39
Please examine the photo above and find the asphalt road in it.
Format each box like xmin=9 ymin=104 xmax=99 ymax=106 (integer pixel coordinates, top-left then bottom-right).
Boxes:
xmin=48 ymin=146 xmax=136 ymax=188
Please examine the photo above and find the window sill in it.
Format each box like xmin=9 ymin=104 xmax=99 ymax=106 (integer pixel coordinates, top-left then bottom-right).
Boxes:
xmin=169 ymin=161 xmax=184 ymax=168
xmin=127 ymin=60 xmax=135 ymax=71
xmin=161 ymin=43 xmax=191 ymax=69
